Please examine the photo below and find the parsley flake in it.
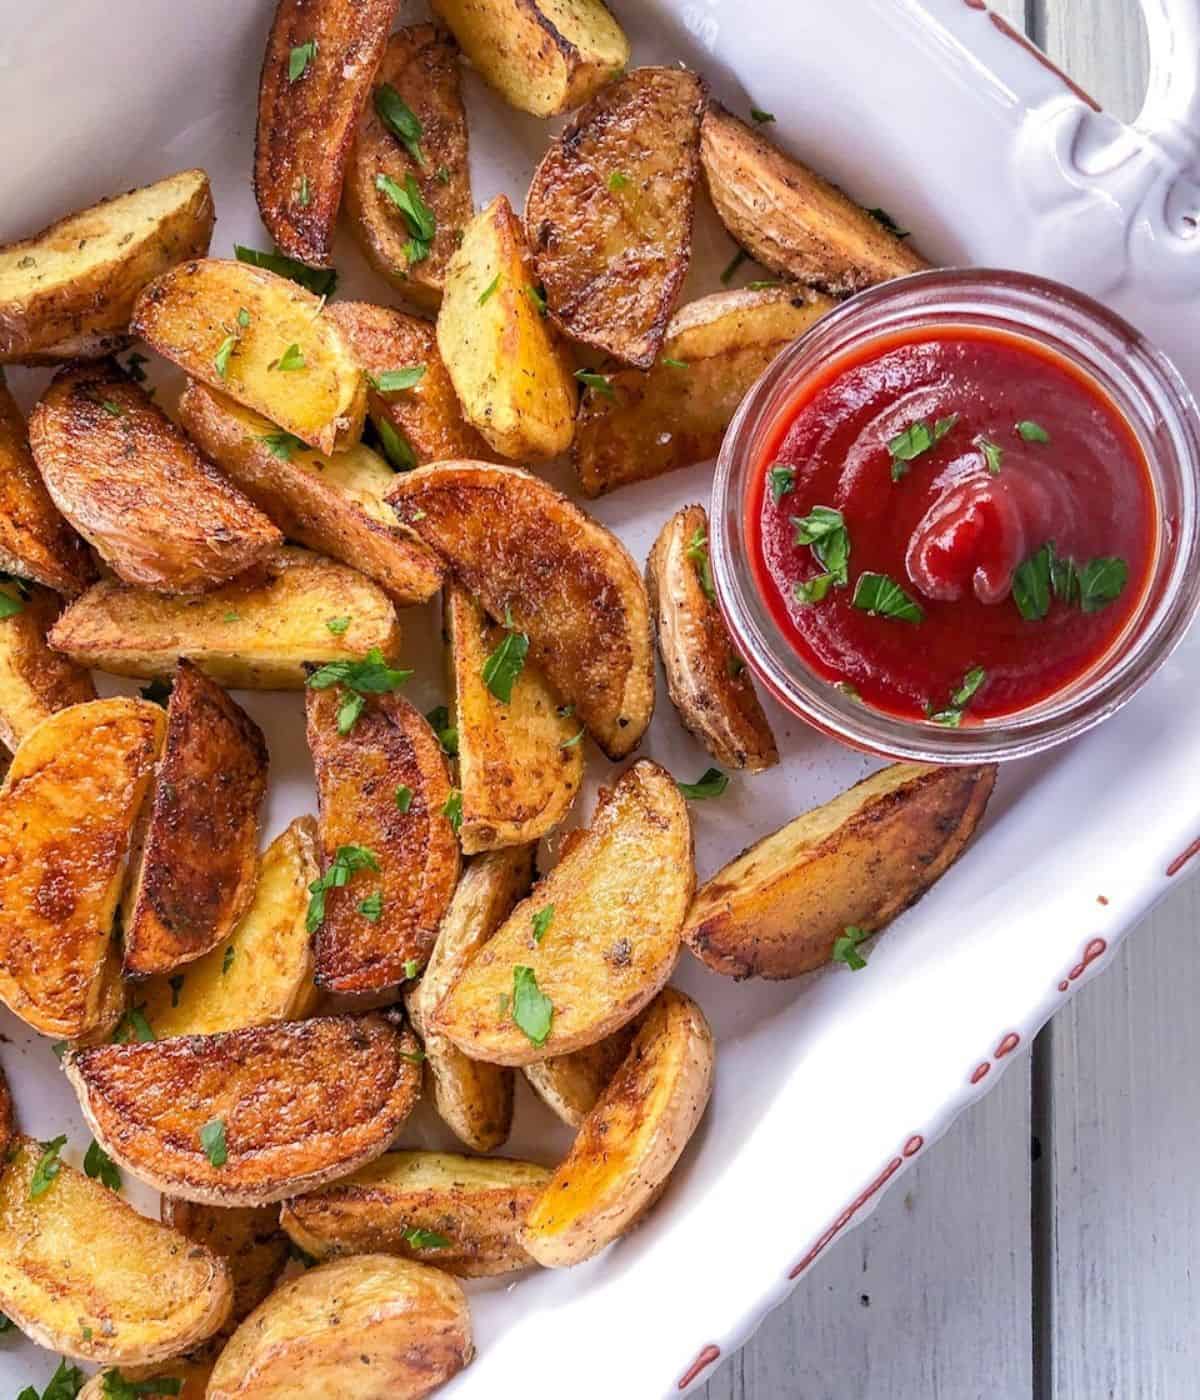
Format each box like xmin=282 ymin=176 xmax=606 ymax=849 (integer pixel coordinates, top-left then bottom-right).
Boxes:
xmin=866 ymin=207 xmax=909 ymax=238
xmin=307 ymin=648 xmax=412 ymax=734
xmin=832 ymin=925 xmax=872 ymax=970
xmin=1016 ymin=419 xmax=1050 ymax=444
xmin=511 ymin=965 xmax=552 ymax=1047
xmin=29 ymin=1136 xmax=67 ymax=1199
xmin=259 ymin=430 xmax=305 ymax=460
xmin=403 ymin=1226 xmax=450 ymax=1250
xmin=442 ymin=789 xmax=463 ymax=833
xmin=750 ymin=106 xmax=775 ymax=123
xmin=425 ymin=705 xmax=458 ymax=756
xmin=306 ymin=845 xmax=381 ymax=932
xmin=325 ymin=616 xmax=350 ymax=635
xmin=574 ymin=369 xmax=614 ymax=399
xmin=852 ymin=572 xmax=924 ymax=623
xmin=677 ymin=767 xmax=729 ymax=800
xmin=373 ymin=84 xmax=427 ymax=166
xmin=607 ymin=171 xmax=631 ymax=191
xmin=200 ymin=1118 xmax=227 ymax=1168
xmin=531 ymin=906 xmax=554 ymax=943
xmin=887 ymin=414 xmax=957 ymax=480
xmin=222 ymin=945 xmax=235 ymax=976
xmin=234 ymin=245 xmax=337 ymax=297
xmin=376 ymin=418 xmax=417 ymax=471
xmin=84 ymin=1139 xmax=121 ymax=1192
xmin=721 ymin=248 xmax=748 ymax=284
xmin=685 ymin=526 xmax=717 ymax=601
xmin=395 ymin=785 xmax=413 ymax=813
xmin=791 ymin=506 xmax=849 ymax=586
xmin=368 ymin=366 xmax=425 ymax=393
xmin=768 ymin=465 xmax=795 ymax=504
xmin=288 ymin=39 xmax=317 ymax=82
xmin=272 ymin=343 xmax=305 ymax=372
xmin=483 ymin=624 xmax=530 ymax=703
xmin=358 ymin=891 xmax=383 ymax=922
xmin=376 ymin=173 xmax=436 ymax=263
xmin=976 ymin=435 xmax=1003 ymax=476
xmin=928 ymin=665 xmax=987 ymax=727
xmin=477 ymin=274 xmax=501 ymax=305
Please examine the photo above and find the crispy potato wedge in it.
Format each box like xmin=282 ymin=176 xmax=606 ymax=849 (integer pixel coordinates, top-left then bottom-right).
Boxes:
xmin=430 ymin=760 xmax=693 ymax=1065
xmin=390 ymin=463 xmax=654 ymax=759
xmin=700 ymin=102 xmax=929 ymax=294
xmin=430 ymin=0 xmax=629 ymax=116
xmin=132 ymin=259 xmax=366 ymax=454
xmin=647 ymin=504 xmax=777 ymax=773
xmin=80 ymin=1362 xmax=212 ymax=1400
xmin=521 ymin=987 xmax=714 ymax=1266
xmin=178 ymin=380 xmax=443 ymax=605
xmin=123 ymin=661 xmax=268 ymax=978
xmin=0 ymin=169 xmax=215 ymax=363
xmin=436 ymin=196 xmax=577 ymax=459
xmin=0 ymin=698 xmax=163 ymax=1038
xmin=29 ymin=361 xmax=281 ymax=594
xmin=207 ymin=1254 xmax=472 ymax=1400
xmin=64 ymin=1014 xmax=423 ymax=1207
xmin=526 ymin=67 xmax=705 ymax=369
xmin=0 ymin=1135 xmax=231 ymax=1364
xmin=683 ymin=762 xmax=997 ymax=979
xmin=254 ymin=0 xmax=399 ymax=268
xmin=446 ymin=583 xmax=583 ymax=854
xmin=523 ymin=1023 xmax=636 ymax=1128
xmin=306 ymin=685 xmax=460 ymax=994
xmin=48 ymin=546 xmax=402 ymax=690
xmin=573 ymin=286 xmax=836 ymax=495
xmin=0 ymin=581 xmax=96 ymax=751
xmin=141 ymin=817 xmax=320 ymax=1036
xmin=344 ymin=27 xmax=474 ymax=307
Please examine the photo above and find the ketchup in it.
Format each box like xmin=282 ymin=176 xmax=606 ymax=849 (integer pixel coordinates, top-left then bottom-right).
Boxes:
xmin=750 ymin=327 xmax=1156 ymax=721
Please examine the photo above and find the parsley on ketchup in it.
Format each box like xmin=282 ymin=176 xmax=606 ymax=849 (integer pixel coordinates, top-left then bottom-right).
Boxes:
xmin=751 ymin=327 xmax=1155 ymax=721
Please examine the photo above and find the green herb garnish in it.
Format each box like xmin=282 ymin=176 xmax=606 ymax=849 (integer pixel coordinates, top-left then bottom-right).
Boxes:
xmin=373 ymin=84 xmax=427 ymax=166
xmin=1016 ymin=419 xmax=1050 ymax=444
xmin=851 ymin=572 xmax=924 ymax=623
xmin=750 ymin=106 xmax=775 ymax=123
xmin=768 ymin=465 xmax=795 ymax=504
xmin=222 ymin=945 xmax=235 ymax=976
xmin=442 ymin=789 xmax=463 ymax=833
xmin=574 ymin=369 xmax=614 ymax=399
xmin=306 ymin=648 xmax=412 ymax=734
xmin=607 ymin=171 xmax=631 ymax=190
xmin=477 ymin=274 xmax=501 ymax=305
xmin=272 ymin=343 xmax=305 ymax=372
xmin=721 ymin=248 xmax=748 ymax=284
xmin=531 ymin=906 xmax=554 ymax=944
xmin=199 ymin=1118 xmax=227 ymax=1168
xmin=677 ymin=767 xmax=729 ymax=800
xmin=288 ymin=39 xmax=317 ymax=82
xmin=84 ymin=1139 xmax=121 ymax=1192
xmin=234 ymin=244 xmax=337 ymax=297
xmin=325 ymin=616 xmax=350 ymax=635
xmin=511 ymin=965 xmax=552 ymax=1047
xmin=794 ymin=573 xmax=834 ymax=605
xmin=403 ymin=1226 xmax=450 ymax=1249
xmin=425 ymin=705 xmax=458 ymax=756
xmin=1012 ymin=543 xmax=1053 ymax=621
xmin=259 ymin=430 xmax=305 ymax=460
xmin=791 ymin=506 xmax=849 ymax=585
xmin=377 ymin=418 xmax=417 ymax=471
xmin=306 ymin=845 xmax=380 ymax=932
xmin=376 ymin=173 xmax=436 ymax=264
xmin=369 ymin=366 xmax=425 ymax=393
xmin=831 ymin=925 xmax=872 ymax=970
xmin=976 ymin=435 xmax=1003 ymax=476
xmin=482 ymin=624 xmax=530 ymax=703
xmin=928 ymin=665 xmax=987 ymax=727
xmin=395 ymin=785 xmax=413 ymax=813
xmin=358 ymin=891 xmax=383 ymax=922
xmin=866 ymin=207 xmax=909 ymax=238
xmin=887 ymin=414 xmax=957 ymax=480
xmin=685 ymin=526 xmax=717 ymax=601
xmin=29 ymin=1136 xmax=67 ymax=1199
xmin=1078 ymin=556 xmax=1128 ymax=613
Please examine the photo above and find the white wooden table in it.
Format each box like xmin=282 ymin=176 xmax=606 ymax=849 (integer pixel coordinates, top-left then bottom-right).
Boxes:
xmin=699 ymin=4 xmax=1194 ymax=1395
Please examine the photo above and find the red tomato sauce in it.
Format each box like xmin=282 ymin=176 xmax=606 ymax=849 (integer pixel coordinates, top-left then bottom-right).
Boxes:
xmin=749 ymin=327 xmax=1157 ymax=721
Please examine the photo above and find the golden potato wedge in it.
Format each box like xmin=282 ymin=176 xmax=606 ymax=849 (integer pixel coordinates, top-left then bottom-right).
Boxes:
xmin=647 ymin=504 xmax=777 ymax=773
xmin=0 ymin=698 xmax=163 ymax=1038
xmin=306 ymin=685 xmax=460 ymax=994
xmin=526 ymin=67 xmax=705 ymax=369
xmin=0 ymin=581 xmax=96 ymax=751
xmin=131 ymin=259 xmax=366 ymax=455
xmin=207 ymin=1254 xmax=472 ymax=1400
xmin=344 ymin=27 xmax=474 ymax=307
xmin=13 ymin=327 xmax=133 ymax=368
xmin=446 ymin=583 xmax=583 ymax=854
xmin=523 ymin=1022 xmax=636 ymax=1128
xmin=430 ymin=0 xmax=629 ymax=117
xmin=700 ymin=102 xmax=929 ymax=294
xmin=436 ymin=196 xmax=577 ymax=459
xmin=0 ymin=169 xmax=215 ymax=363
xmin=80 ymin=1362 xmax=212 ymax=1400
xmin=390 ymin=463 xmax=654 ymax=759
xmin=683 ymin=762 xmax=997 ymax=980
xmin=0 ymin=1135 xmax=232 ymax=1364
xmin=64 ymin=1014 xmax=423 ymax=1207
xmin=178 ymin=380 xmax=443 ymax=605
xmin=430 ymin=760 xmax=693 ymax=1065
xmin=573 ymin=286 xmax=836 ymax=496
xmin=254 ymin=0 xmax=399 ymax=268
xmin=29 ymin=361 xmax=281 ymax=594
xmin=47 ymin=546 xmax=402 ymax=690
xmin=521 ymin=986 xmax=714 ymax=1267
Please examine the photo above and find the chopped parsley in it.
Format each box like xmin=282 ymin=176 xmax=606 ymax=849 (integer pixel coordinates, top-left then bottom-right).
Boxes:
xmin=442 ymin=789 xmax=463 ymax=833
xmin=661 ymin=357 xmax=688 ymax=369
xmin=395 ymin=785 xmax=413 ymax=813
xmin=425 ymin=705 xmax=458 ymax=756
xmin=887 ymin=414 xmax=957 ymax=480
xmin=685 ymin=526 xmax=716 ymax=601
xmin=927 ymin=666 xmax=987 ymax=727
xmin=373 ymin=84 xmax=427 ymax=166
xmin=720 ymin=248 xmax=748 ymax=284
xmin=234 ymin=244 xmax=337 ymax=297
xmin=677 ymin=768 xmax=729 ymax=800
xmin=976 ymin=435 xmax=1003 ymax=476
xmin=271 ymin=343 xmax=305 ymax=372
xmin=306 ymin=845 xmax=380 ymax=932
xmin=750 ymin=106 xmax=776 ymax=123
xmin=376 ymin=418 xmax=417 ymax=471
xmin=112 ymin=1005 xmax=155 ymax=1044
xmin=288 ymin=39 xmax=317 ymax=82
xmin=1078 ymin=556 xmax=1128 ymax=613
xmin=831 ymin=925 xmax=872 ymax=970
xmin=259 ymin=430 xmax=305 ymax=460
xmin=376 ymin=173 xmax=436 ymax=264
xmin=1016 ymin=419 xmax=1050 ymax=444
xmin=866 ymin=206 xmax=909 ymax=239
xmin=358 ymin=891 xmax=383 ymax=922
xmin=29 ymin=1136 xmax=67 ymax=1199
xmin=511 ymin=965 xmax=552 ymax=1047
xmin=325 ymin=616 xmax=350 ymax=635
xmin=791 ymin=505 xmax=849 ymax=587
xmin=527 ymin=283 xmax=548 ymax=316
xmin=574 ymin=369 xmax=614 ymax=399
xmin=368 ymin=366 xmax=425 ymax=393
xmin=199 ymin=1118 xmax=227 ymax=1168
xmin=531 ymin=906 xmax=554 ymax=944
xmin=83 ymin=1139 xmax=121 ymax=1192
xmin=607 ymin=171 xmax=631 ymax=191
xmin=851 ymin=572 xmax=924 ymax=623
xmin=102 ymin=1371 xmax=184 ymax=1399
xmin=768 ymin=465 xmax=795 ymax=504
xmin=477 ymin=274 xmax=501 ymax=305
xmin=403 ymin=1226 xmax=450 ymax=1250
xmin=482 ymin=622 xmax=530 ymax=703
xmin=307 ymin=648 xmax=412 ymax=734
xmin=222 ymin=945 xmax=235 ymax=975
xmin=403 ymin=958 xmax=422 ymax=980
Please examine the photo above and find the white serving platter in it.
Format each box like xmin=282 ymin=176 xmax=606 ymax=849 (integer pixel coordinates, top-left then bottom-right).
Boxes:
xmin=1 ymin=0 xmax=1200 ymax=1394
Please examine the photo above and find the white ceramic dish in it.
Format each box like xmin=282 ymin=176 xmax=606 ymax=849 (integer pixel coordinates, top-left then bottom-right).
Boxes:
xmin=1 ymin=0 xmax=1199 ymax=1394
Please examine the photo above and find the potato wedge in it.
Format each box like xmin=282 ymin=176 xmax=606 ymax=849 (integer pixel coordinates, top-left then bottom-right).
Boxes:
xmin=429 ymin=760 xmax=693 ymax=1065
xmin=0 ymin=581 xmax=96 ymax=751
xmin=29 ymin=361 xmax=281 ymax=594
xmin=390 ymin=463 xmax=654 ymax=759
xmin=131 ymin=259 xmax=366 ymax=454
xmin=306 ymin=685 xmax=460 ymax=994
xmin=523 ymin=1023 xmax=636 ymax=1128
xmin=573 ymin=286 xmax=836 ymax=495
xmin=526 ymin=67 xmax=705 ymax=369
xmin=436 ymin=196 xmax=577 ymax=459
xmin=0 ymin=1135 xmax=231 ymax=1364
xmin=521 ymin=986 xmax=714 ymax=1267
xmin=80 ymin=1362 xmax=212 ymax=1400
xmin=47 ymin=546 xmax=402 ymax=690
xmin=13 ymin=327 xmax=132 ymax=367
xmin=178 ymin=380 xmax=443 ymax=605
xmin=207 ymin=1254 xmax=472 ymax=1400
xmin=0 ymin=698 xmax=163 ymax=1038
xmin=254 ymin=0 xmax=399 ymax=268
xmin=647 ymin=504 xmax=778 ymax=773
xmin=430 ymin=0 xmax=629 ymax=117
xmin=683 ymin=762 xmax=997 ymax=979
xmin=0 ymin=169 xmax=215 ymax=363
xmin=700 ymin=102 xmax=929 ymax=294
xmin=64 ymin=1014 xmax=422 ymax=1206
xmin=446 ymin=583 xmax=583 ymax=854
xmin=0 ymin=1067 xmax=13 ymax=1155
xmin=344 ymin=27 xmax=473 ymax=307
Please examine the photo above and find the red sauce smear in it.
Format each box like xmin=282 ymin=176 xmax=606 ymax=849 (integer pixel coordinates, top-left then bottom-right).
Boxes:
xmin=750 ymin=326 xmax=1156 ymax=720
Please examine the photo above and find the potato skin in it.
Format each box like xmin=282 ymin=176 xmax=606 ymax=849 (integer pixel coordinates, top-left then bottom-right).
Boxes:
xmin=523 ymin=1022 xmax=636 ymax=1128
xmin=0 ymin=581 xmax=96 ymax=751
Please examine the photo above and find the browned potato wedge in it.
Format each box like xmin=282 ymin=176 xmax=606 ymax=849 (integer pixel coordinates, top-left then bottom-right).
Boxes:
xmin=0 ymin=169 xmax=214 ymax=363
xmin=446 ymin=583 xmax=582 ymax=853
xmin=429 ymin=760 xmax=693 ymax=1065
xmin=683 ymin=762 xmax=997 ymax=980
xmin=700 ymin=102 xmax=929 ymax=294
xmin=0 ymin=1135 xmax=231 ymax=1364
xmin=48 ymin=546 xmax=402 ymax=690
xmin=178 ymin=381 xmax=443 ymax=605
xmin=436 ymin=196 xmax=577 ymax=459
xmin=13 ymin=327 xmax=133 ymax=367
xmin=0 ymin=1066 xmax=13 ymax=1154
xmin=521 ymin=987 xmax=714 ymax=1266
xmin=254 ymin=0 xmax=399 ymax=268
xmin=526 ymin=67 xmax=705 ymax=369
xmin=430 ymin=0 xmax=629 ymax=117
xmin=344 ymin=27 xmax=473 ymax=307
xmin=64 ymin=1014 xmax=423 ymax=1206
xmin=80 ymin=1362 xmax=212 ymax=1400
xmin=0 ymin=581 xmax=96 ymax=750
xmin=523 ymin=1023 xmax=636 ymax=1128
xmin=573 ymin=286 xmax=836 ymax=496
xmin=647 ymin=504 xmax=778 ymax=773
xmin=0 ymin=698 xmax=163 ymax=1038
xmin=390 ymin=463 xmax=654 ymax=759
xmin=306 ymin=685 xmax=460 ymax=994
xmin=207 ymin=1254 xmax=472 ymax=1400
xmin=132 ymin=259 xmax=366 ymax=454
